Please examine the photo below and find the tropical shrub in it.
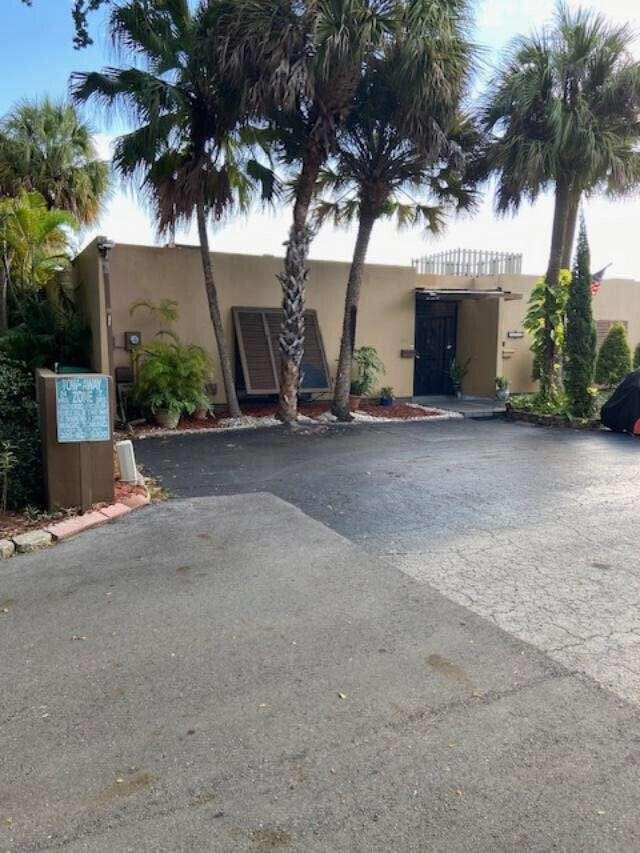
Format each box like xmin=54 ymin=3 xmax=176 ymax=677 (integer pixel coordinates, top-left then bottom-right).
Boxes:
xmin=523 ymin=270 xmax=571 ymax=383
xmin=0 ymin=355 xmax=43 ymax=510
xmin=633 ymin=342 xmax=640 ymax=370
xmin=564 ymin=220 xmax=597 ymax=418
xmin=132 ymin=335 xmax=212 ymax=418
xmin=595 ymin=323 xmax=632 ymax=388
xmin=350 ymin=346 xmax=385 ymax=397
xmin=0 ymin=289 xmax=91 ymax=371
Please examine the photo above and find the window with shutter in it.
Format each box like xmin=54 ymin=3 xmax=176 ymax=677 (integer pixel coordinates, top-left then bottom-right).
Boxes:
xmin=232 ymin=307 xmax=331 ymax=395
xmin=596 ymin=320 xmax=628 ymax=347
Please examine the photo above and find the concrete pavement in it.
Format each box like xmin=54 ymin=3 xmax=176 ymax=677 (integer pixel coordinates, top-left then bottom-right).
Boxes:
xmin=3 ymin=492 xmax=640 ymax=850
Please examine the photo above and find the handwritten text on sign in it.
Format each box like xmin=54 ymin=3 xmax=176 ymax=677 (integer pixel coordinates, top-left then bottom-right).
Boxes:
xmin=55 ymin=376 xmax=111 ymax=443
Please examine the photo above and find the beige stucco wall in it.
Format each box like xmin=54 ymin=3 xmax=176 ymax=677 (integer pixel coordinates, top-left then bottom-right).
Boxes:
xmin=96 ymin=241 xmax=417 ymax=403
xmin=73 ymin=242 xmax=110 ymax=373
xmin=416 ymin=271 xmax=640 ymax=394
xmin=493 ymin=274 xmax=640 ymax=394
xmin=457 ymin=298 xmax=502 ymax=397
xmin=75 ymin=237 xmax=640 ymax=402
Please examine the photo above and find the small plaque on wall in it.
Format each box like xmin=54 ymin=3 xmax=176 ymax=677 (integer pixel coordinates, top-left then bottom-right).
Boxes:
xmin=55 ymin=376 xmax=111 ymax=443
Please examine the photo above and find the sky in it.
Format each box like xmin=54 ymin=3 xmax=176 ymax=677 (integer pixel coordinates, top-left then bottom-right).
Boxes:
xmin=3 ymin=0 xmax=640 ymax=277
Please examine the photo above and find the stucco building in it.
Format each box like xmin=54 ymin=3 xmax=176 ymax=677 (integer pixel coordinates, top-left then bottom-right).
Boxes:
xmin=74 ymin=238 xmax=640 ymax=404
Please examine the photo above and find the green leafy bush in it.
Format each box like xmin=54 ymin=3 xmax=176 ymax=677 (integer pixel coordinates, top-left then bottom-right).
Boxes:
xmin=350 ymin=346 xmax=385 ymax=396
xmin=132 ymin=334 xmax=212 ymax=417
xmin=633 ymin=342 xmax=640 ymax=370
xmin=510 ymin=392 xmax=568 ymax=416
xmin=1 ymin=290 xmax=91 ymax=371
xmin=595 ymin=323 xmax=631 ymax=387
xmin=0 ymin=354 xmax=43 ymax=510
xmin=523 ymin=270 xmax=571 ymax=382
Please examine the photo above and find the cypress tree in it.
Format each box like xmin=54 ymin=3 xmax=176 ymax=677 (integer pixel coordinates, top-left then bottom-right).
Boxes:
xmin=564 ymin=217 xmax=597 ymax=417
xmin=595 ymin=322 xmax=632 ymax=388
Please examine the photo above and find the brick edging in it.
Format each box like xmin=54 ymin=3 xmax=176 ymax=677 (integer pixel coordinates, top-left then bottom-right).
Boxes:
xmin=0 ymin=492 xmax=150 ymax=561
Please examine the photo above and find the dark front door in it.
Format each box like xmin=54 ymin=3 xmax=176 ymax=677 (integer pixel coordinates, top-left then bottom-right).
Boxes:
xmin=414 ymin=298 xmax=458 ymax=396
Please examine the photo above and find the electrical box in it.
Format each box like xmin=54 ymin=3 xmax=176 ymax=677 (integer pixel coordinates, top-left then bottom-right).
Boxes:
xmin=125 ymin=331 xmax=142 ymax=351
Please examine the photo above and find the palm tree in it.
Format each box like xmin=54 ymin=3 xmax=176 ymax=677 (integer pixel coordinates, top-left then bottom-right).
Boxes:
xmin=314 ymin=59 xmax=478 ymax=419
xmin=0 ymin=98 xmax=109 ymax=225
xmin=72 ymin=0 xmax=276 ymax=419
xmin=218 ymin=0 xmax=402 ymax=422
xmin=0 ymin=190 xmax=77 ymax=331
xmin=482 ymin=3 xmax=640 ymax=398
xmin=220 ymin=0 xmax=474 ymax=421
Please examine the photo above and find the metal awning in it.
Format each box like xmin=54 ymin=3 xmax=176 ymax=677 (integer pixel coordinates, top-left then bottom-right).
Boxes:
xmin=415 ymin=288 xmax=522 ymax=302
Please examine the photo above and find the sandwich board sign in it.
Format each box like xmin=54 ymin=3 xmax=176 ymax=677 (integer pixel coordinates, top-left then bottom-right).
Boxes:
xmin=55 ymin=376 xmax=111 ymax=443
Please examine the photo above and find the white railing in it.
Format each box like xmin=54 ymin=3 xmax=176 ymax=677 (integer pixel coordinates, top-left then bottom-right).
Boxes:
xmin=412 ymin=249 xmax=523 ymax=277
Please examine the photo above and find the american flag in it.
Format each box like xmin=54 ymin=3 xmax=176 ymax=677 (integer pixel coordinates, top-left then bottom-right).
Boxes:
xmin=591 ymin=266 xmax=610 ymax=296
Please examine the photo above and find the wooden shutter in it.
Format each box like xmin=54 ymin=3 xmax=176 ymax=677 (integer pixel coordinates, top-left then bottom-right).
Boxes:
xmin=233 ymin=307 xmax=331 ymax=395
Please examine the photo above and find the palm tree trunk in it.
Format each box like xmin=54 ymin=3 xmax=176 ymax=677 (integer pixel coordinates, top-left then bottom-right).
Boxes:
xmin=561 ymin=186 xmax=581 ymax=270
xmin=540 ymin=179 xmax=571 ymax=398
xmin=195 ymin=202 xmax=241 ymax=419
xmin=332 ymin=209 xmax=377 ymax=421
xmin=276 ymin=145 xmax=323 ymax=423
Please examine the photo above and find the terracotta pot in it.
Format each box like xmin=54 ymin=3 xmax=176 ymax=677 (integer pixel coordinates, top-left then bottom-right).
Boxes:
xmin=349 ymin=394 xmax=362 ymax=412
xmin=154 ymin=409 xmax=181 ymax=429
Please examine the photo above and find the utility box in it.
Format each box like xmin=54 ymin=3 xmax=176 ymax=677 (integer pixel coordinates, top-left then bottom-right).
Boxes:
xmin=36 ymin=369 xmax=114 ymax=511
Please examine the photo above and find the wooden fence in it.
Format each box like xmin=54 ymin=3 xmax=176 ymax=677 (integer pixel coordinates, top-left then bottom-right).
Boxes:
xmin=412 ymin=249 xmax=523 ymax=277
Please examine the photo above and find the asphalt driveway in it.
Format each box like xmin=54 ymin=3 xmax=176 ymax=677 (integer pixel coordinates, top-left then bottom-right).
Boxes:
xmin=136 ymin=418 xmax=640 ymax=703
xmin=2 ymin=418 xmax=640 ymax=850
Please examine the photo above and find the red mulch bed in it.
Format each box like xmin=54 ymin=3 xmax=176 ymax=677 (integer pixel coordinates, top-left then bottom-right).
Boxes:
xmin=0 ymin=479 xmax=148 ymax=540
xmin=358 ymin=402 xmax=442 ymax=419
xmin=123 ymin=401 xmax=444 ymax=436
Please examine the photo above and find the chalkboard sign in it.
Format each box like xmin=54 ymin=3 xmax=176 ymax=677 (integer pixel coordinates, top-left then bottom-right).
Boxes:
xmin=55 ymin=376 xmax=111 ymax=443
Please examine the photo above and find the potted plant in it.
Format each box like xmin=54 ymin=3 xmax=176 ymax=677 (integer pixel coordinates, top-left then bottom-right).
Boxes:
xmin=193 ymin=394 xmax=213 ymax=420
xmin=132 ymin=333 xmax=212 ymax=428
xmin=450 ymin=357 xmax=471 ymax=397
xmin=349 ymin=346 xmax=385 ymax=411
xmin=495 ymin=375 xmax=510 ymax=402
xmin=379 ymin=386 xmax=395 ymax=407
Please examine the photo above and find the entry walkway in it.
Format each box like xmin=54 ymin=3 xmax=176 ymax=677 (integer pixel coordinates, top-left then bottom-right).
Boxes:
xmin=4 ymin=490 xmax=640 ymax=849
xmin=412 ymin=394 xmax=505 ymax=418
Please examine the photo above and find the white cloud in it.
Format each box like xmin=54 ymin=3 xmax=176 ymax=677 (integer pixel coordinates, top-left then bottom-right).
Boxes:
xmin=92 ymin=133 xmax=114 ymax=161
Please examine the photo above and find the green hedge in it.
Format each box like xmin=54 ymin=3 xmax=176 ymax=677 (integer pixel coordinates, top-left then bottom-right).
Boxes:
xmin=595 ymin=323 xmax=632 ymax=388
xmin=0 ymin=355 xmax=43 ymax=510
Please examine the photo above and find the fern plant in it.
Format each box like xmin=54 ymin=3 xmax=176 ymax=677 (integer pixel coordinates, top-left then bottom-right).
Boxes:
xmin=132 ymin=333 xmax=212 ymax=417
